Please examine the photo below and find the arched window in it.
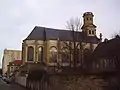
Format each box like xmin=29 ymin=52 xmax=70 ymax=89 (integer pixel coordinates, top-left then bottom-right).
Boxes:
xmin=49 ymin=47 xmax=57 ymax=63
xmin=27 ymin=46 xmax=34 ymax=61
xmin=38 ymin=46 xmax=43 ymax=61
xmin=61 ymin=47 xmax=70 ymax=63
xmin=89 ymin=30 xmax=91 ymax=34
xmin=92 ymin=31 xmax=94 ymax=35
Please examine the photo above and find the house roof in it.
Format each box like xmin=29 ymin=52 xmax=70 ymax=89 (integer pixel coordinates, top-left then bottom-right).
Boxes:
xmin=14 ymin=60 xmax=23 ymax=66
xmin=91 ymin=36 xmax=120 ymax=59
xmin=9 ymin=60 xmax=23 ymax=66
xmin=25 ymin=26 xmax=100 ymax=43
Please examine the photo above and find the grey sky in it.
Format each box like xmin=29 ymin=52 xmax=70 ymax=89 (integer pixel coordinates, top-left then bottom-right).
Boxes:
xmin=0 ymin=0 xmax=120 ymax=68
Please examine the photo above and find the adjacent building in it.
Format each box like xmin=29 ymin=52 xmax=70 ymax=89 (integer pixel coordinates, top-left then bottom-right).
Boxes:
xmin=89 ymin=35 xmax=120 ymax=71
xmin=2 ymin=49 xmax=22 ymax=75
xmin=7 ymin=60 xmax=23 ymax=76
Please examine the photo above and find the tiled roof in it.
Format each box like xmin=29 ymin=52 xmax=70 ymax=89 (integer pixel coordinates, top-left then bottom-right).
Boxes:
xmin=14 ymin=60 xmax=23 ymax=66
xmin=25 ymin=26 xmax=100 ymax=43
xmin=9 ymin=60 xmax=23 ymax=66
xmin=91 ymin=37 xmax=120 ymax=59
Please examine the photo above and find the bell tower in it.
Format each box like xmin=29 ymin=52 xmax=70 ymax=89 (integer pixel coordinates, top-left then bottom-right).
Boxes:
xmin=81 ymin=12 xmax=96 ymax=36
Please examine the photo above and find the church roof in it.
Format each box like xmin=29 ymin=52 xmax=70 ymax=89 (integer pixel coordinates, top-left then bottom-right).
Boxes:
xmin=25 ymin=26 xmax=100 ymax=43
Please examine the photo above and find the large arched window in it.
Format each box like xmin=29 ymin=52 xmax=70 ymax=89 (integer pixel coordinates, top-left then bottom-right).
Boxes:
xmin=61 ymin=47 xmax=70 ymax=63
xmin=49 ymin=47 xmax=57 ymax=63
xmin=38 ymin=46 xmax=43 ymax=61
xmin=27 ymin=46 xmax=34 ymax=61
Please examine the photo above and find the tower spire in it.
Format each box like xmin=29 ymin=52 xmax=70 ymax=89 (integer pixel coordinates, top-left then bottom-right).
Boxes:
xmin=81 ymin=12 xmax=96 ymax=36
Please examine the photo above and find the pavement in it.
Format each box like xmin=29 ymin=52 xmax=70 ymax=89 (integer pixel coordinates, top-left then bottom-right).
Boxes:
xmin=0 ymin=78 xmax=27 ymax=90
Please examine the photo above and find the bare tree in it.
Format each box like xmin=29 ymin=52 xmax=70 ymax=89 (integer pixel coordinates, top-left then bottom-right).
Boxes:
xmin=111 ymin=32 xmax=118 ymax=39
xmin=110 ymin=31 xmax=120 ymax=39
xmin=65 ymin=17 xmax=86 ymax=68
xmin=66 ymin=17 xmax=81 ymax=32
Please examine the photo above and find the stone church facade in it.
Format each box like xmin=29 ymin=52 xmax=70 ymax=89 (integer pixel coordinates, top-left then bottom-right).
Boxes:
xmin=22 ymin=12 xmax=100 ymax=66
xmin=15 ymin=12 xmax=114 ymax=90
xmin=15 ymin=12 xmax=120 ymax=90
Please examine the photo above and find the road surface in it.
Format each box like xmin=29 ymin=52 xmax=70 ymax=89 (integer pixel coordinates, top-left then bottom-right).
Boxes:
xmin=0 ymin=78 xmax=27 ymax=90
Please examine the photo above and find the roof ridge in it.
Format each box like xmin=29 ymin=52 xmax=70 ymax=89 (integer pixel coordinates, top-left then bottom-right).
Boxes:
xmin=35 ymin=26 xmax=83 ymax=33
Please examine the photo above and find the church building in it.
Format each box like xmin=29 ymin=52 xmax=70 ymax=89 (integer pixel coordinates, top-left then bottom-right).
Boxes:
xmin=22 ymin=12 xmax=101 ymax=67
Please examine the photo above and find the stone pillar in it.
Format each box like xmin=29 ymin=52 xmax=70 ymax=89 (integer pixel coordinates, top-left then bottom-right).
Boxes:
xmin=44 ymin=40 xmax=47 ymax=63
xmin=35 ymin=41 xmax=38 ymax=62
xmin=46 ymin=40 xmax=49 ymax=64
xmin=22 ymin=41 xmax=28 ymax=63
xmin=22 ymin=43 xmax=24 ymax=64
xmin=57 ymin=38 xmax=60 ymax=63
xmin=25 ymin=45 xmax=28 ymax=62
xmin=33 ymin=45 xmax=36 ymax=62
xmin=22 ymin=42 xmax=25 ymax=64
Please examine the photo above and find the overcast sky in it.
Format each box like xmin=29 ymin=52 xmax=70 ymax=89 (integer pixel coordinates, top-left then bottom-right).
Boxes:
xmin=0 ymin=0 xmax=120 ymax=68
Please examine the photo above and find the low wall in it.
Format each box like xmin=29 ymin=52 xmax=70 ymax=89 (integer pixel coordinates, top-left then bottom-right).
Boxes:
xmin=15 ymin=74 xmax=26 ymax=87
xmin=27 ymin=74 xmax=107 ymax=90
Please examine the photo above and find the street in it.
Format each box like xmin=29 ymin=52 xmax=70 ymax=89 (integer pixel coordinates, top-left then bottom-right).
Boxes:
xmin=0 ymin=78 xmax=27 ymax=90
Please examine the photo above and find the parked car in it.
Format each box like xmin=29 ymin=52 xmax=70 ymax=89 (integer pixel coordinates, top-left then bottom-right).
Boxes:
xmin=0 ymin=75 xmax=2 ymax=81
xmin=0 ymin=75 xmax=2 ymax=78
xmin=2 ymin=76 xmax=11 ymax=84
